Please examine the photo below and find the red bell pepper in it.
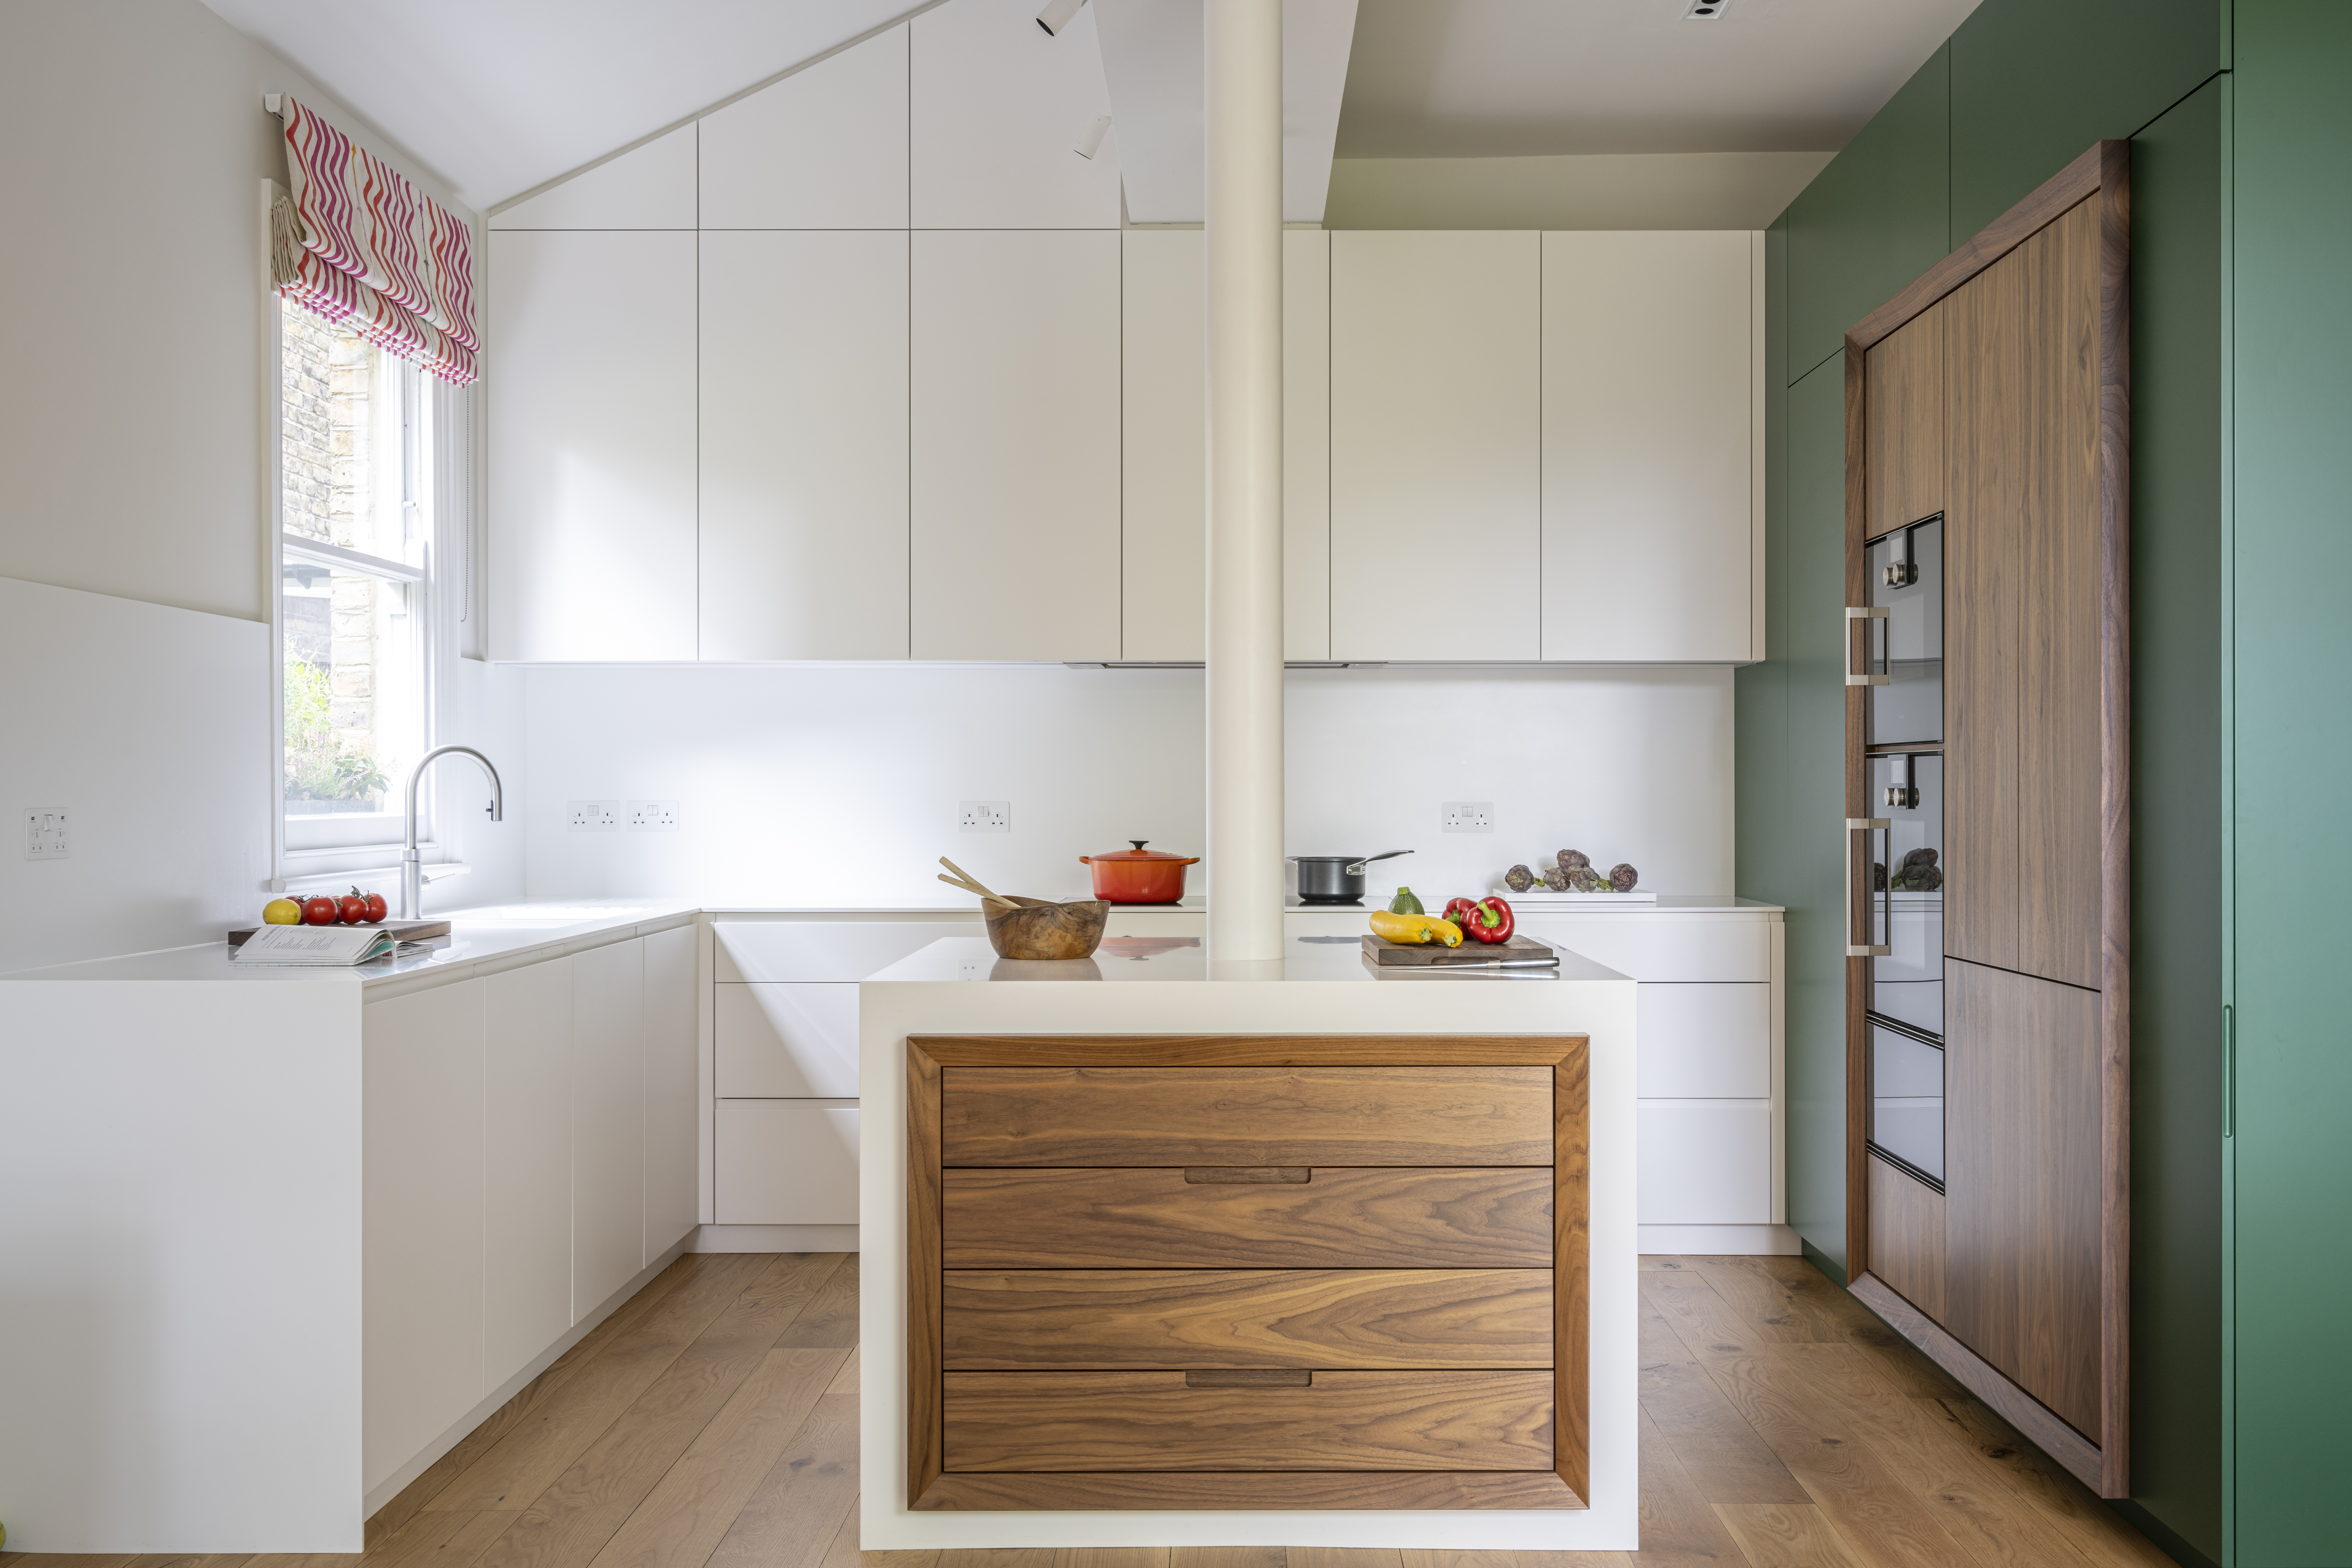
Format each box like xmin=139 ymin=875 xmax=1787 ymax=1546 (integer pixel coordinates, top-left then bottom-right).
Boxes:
xmin=1443 ymin=897 xmax=1482 ymax=934
xmin=1465 ymin=896 xmax=1514 ymax=945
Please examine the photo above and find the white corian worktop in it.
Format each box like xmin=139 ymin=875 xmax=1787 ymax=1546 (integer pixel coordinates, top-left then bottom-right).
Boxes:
xmin=853 ymin=933 xmax=1642 ymax=1554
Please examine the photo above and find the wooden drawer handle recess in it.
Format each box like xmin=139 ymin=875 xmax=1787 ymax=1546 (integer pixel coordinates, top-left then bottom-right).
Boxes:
xmin=1184 ymin=1167 xmax=1311 ymax=1185
xmin=1185 ymin=1369 xmax=1312 ymax=1389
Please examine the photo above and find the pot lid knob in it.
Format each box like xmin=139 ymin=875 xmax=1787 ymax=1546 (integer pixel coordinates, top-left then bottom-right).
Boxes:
xmin=1131 ymin=839 xmax=1147 ymax=851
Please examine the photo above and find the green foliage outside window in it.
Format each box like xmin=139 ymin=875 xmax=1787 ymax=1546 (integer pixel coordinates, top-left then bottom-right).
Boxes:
xmin=284 ymin=653 xmax=390 ymax=802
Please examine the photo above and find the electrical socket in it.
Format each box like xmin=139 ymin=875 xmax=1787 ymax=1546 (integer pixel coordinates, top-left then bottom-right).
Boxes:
xmin=626 ymin=799 xmax=680 ymax=832
xmin=24 ymin=807 xmax=69 ymax=860
xmin=959 ymin=800 xmax=1011 ymax=833
xmin=568 ymin=800 xmax=622 ymax=833
xmin=1442 ymin=801 xmax=1495 ymax=834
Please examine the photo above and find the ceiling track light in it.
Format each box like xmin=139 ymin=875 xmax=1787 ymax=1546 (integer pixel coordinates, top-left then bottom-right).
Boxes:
xmin=1684 ymin=0 xmax=1729 ymax=16
xmin=1037 ymin=0 xmax=1089 ymax=36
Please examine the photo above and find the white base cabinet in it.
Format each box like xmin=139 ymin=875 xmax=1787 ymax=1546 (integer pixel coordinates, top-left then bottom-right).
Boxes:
xmin=481 ymin=956 xmax=573 ymax=1391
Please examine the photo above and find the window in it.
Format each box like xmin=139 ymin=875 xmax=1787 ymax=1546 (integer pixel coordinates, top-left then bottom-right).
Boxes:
xmin=277 ymin=298 xmax=429 ymax=853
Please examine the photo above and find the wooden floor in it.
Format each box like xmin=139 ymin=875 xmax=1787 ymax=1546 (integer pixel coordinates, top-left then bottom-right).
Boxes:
xmin=0 ymin=1252 xmax=2177 ymax=1568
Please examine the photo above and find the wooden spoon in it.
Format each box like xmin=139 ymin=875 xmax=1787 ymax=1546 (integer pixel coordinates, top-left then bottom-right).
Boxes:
xmin=938 ymin=857 xmax=1014 ymax=905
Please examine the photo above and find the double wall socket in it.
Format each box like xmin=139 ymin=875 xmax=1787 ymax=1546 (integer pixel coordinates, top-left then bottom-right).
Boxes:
xmin=570 ymin=800 xmax=682 ymax=832
xmin=1442 ymin=801 xmax=1495 ymax=833
xmin=628 ymin=800 xmax=680 ymax=831
xmin=24 ymin=807 xmax=69 ymax=860
xmin=959 ymin=800 xmax=1011 ymax=833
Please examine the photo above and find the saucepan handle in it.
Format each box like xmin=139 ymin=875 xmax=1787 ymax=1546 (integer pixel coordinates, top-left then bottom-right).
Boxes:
xmin=1345 ymin=849 xmax=1414 ymax=875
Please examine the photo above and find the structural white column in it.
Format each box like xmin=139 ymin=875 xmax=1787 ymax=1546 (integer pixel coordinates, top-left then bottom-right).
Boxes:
xmin=1203 ymin=0 xmax=1285 ymax=961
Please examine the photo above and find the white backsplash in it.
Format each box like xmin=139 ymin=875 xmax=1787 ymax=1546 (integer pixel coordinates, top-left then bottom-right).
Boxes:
xmin=519 ymin=662 xmax=1733 ymax=907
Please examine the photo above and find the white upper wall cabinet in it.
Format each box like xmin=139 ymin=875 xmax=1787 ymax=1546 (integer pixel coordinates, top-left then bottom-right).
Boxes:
xmin=1542 ymin=230 xmax=1758 ymax=661
xmin=699 ymin=231 xmax=910 ymax=660
xmin=700 ymin=27 xmax=909 ymax=228
xmin=910 ymin=0 xmax=1122 ymax=228
xmin=911 ymin=230 xmax=1121 ymax=659
xmin=492 ymin=125 xmax=696 ymax=229
xmin=489 ymin=230 xmax=699 ymax=660
xmin=1330 ymin=231 xmax=1543 ymax=660
xmin=1119 ymin=228 xmax=1331 ymax=662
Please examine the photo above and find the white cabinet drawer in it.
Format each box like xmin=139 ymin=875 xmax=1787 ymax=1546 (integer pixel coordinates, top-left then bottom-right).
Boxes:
xmin=717 ymin=982 xmax=859 ymax=1098
xmin=715 ymin=1102 xmax=860 ymax=1225
xmin=1639 ymin=984 xmax=1770 ymax=1099
xmin=715 ymin=920 xmax=976 ymax=982
xmin=1519 ymin=916 xmax=1771 ymax=982
xmin=1637 ymin=1101 xmax=1770 ymax=1225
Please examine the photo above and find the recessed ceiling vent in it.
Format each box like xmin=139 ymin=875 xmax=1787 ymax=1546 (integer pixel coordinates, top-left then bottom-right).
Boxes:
xmin=1685 ymin=0 xmax=1730 ymax=17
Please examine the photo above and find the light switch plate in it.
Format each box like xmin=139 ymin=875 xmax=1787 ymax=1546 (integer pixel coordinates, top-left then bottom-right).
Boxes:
xmin=1442 ymin=801 xmax=1495 ymax=833
xmin=627 ymin=799 xmax=680 ymax=831
xmin=568 ymin=800 xmax=622 ymax=833
xmin=959 ymin=800 xmax=1011 ymax=833
xmin=24 ymin=806 xmax=68 ymax=860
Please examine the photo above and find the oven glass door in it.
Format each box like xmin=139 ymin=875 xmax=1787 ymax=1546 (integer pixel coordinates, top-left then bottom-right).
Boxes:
xmin=1865 ymin=517 xmax=1942 ymax=747
xmin=1869 ymin=1020 xmax=1945 ymax=1184
xmin=1867 ymin=751 xmax=1943 ymax=1037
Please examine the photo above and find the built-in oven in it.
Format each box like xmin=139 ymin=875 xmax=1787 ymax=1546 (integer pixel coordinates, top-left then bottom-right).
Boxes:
xmin=1868 ymin=1018 xmax=1945 ymax=1187
xmin=1867 ymin=751 xmax=1943 ymax=1036
xmin=1864 ymin=517 xmax=1942 ymax=748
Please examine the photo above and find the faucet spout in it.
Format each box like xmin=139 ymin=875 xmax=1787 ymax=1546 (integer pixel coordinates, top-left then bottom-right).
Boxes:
xmin=401 ymin=745 xmax=504 ymax=919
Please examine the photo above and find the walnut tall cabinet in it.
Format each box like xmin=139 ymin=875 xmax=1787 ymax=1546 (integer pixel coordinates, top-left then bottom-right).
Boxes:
xmin=1841 ymin=143 xmax=2132 ymax=1497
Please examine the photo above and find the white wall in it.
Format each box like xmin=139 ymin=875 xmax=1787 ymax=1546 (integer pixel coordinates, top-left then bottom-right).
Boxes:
xmin=518 ymin=664 xmax=1733 ymax=906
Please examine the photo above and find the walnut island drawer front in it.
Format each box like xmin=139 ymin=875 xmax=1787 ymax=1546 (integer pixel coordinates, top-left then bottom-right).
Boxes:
xmin=942 ymin=1165 xmax=1554 ymax=1268
xmin=942 ymin=1370 xmax=1557 ymax=1472
xmin=939 ymin=1065 xmax=1554 ymax=1166
xmin=942 ymin=1268 xmax=1553 ymax=1369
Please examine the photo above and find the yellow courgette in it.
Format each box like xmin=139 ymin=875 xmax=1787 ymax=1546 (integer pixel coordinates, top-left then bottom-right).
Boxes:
xmin=1369 ymin=909 xmax=1464 ymax=948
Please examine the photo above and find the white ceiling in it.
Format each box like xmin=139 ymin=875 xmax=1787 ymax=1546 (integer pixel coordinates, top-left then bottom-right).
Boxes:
xmin=198 ymin=0 xmax=930 ymax=212
xmin=1337 ymin=0 xmax=1982 ymax=158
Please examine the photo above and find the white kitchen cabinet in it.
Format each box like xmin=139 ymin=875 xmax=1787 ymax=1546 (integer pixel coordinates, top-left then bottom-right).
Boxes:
xmin=491 ymin=125 xmax=696 ymax=230
xmin=1638 ymin=1101 xmax=1773 ymax=1224
xmin=713 ymin=920 xmax=978 ymax=981
xmin=361 ymin=980 xmax=486 ymax=1496
xmin=699 ymin=27 xmax=908 ymax=228
xmin=717 ymin=982 xmax=859 ymax=1098
xmin=910 ymin=230 xmax=1122 ymax=660
xmin=716 ymin=1101 xmax=861 ymax=1225
xmin=642 ymin=925 xmax=700 ymax=1262
xmin=481 ymin=956 xmax=574 ymax=1392
xmin=1518 ymin=913 xmax=1771 ymax=983
xmin=570 ymin=939 xmax=645 ymax=1314
xmin=1330 ymin=231 xmax=1542 ymax=660
xmin=488 ymin=230 xmax=699 ymax=661
xmin=910 ymin=0 xmax=1121 ymax=229
xmin=1636 ymin=982 xmax=1771 ymax=1099
xmin=699 ymin=230 xmax=910 ymax=660
xmin=1541 ymin=231 xmax=1759 ymax=661
xmin=1119 ymin=229 xmax=1332 ymax=662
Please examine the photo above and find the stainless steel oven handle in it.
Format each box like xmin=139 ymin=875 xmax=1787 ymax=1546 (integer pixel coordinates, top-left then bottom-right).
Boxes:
xmin=1846 ymin=817 xmax=1891 ymax=957
xmin=1846 ymin=605 xmax=1890 ymax=687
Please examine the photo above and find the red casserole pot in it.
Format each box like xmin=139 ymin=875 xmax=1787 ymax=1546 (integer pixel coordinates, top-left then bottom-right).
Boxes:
xmin=1080 ymin=840 xmax=1200 ymax=904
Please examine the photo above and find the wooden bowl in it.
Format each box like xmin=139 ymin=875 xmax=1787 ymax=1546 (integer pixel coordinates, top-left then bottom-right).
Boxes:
xmin=982 ymin=895 xmax=1110 ymax=960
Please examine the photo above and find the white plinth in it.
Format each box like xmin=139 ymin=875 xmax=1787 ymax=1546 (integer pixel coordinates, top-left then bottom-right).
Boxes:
xmin=857 ymin=934 xmax=1640 ymax=1551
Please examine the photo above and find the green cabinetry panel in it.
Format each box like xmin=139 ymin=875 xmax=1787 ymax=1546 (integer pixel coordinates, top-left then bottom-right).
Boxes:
xmin=2229 ymin=7 xmax=2352 ymax=1562
xmin=1949 ymin=0 xmax=2225 ymax=242
xmin=2123 ymin=76 xmax=2226 ymax=1568
xmin=1783 ymin=45 xmax=1948 ymax=383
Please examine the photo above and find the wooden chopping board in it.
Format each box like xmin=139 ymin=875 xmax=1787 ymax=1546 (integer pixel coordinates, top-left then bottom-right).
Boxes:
xmin=1361 ymin=933 xmax=1559 ymax=968
xmin=228 ymin=919 xmax=451 ymax=947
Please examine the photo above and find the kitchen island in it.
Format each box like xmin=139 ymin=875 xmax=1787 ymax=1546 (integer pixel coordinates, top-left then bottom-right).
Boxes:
xmin=857 ymin=934 xmax=1639 ymax=1552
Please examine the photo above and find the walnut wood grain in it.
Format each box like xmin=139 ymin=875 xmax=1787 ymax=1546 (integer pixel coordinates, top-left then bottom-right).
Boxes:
xmin=1865 ymin=301 xmax=1949 ymax=537
xmin=940 ymin=1067 xmax=1554 ymax=1167
xmin=940 ymin=1370 xmax=1555 ymax=1472
xmin=941 ymin=1166 xmax=1554 ymax=1269
xmin=911 ymin=1035 xmax=1585 ymax=1067
xmin=1553 ymin=1054 xmax=1590 ymax=1504
xmin=1850 ymin=1271 xmax=2103 ymax=1492
xmin=907 ymin=1470 xmax=1584 ymax=1512
xmin=1845 ymin=140 xmax=2107 ymax=353
xmin=907 ymin=1042 xmax=944 ymax=1508
xmin=1844 ymin=340 xmax=1873 ymax=1281
xmin=1184 ymin=1166 xmax=1310 ymax=1184
xmin=1866 ymin=1152 xmax=1945 ymax=1321
xmin=1944 ymin=959 xmax=2102 ymax=1438
xmin=1186 ymin=1369 xmax=1311 ymax=1388
xmin=940 ymin=1269 xmax=1553 ymax=1370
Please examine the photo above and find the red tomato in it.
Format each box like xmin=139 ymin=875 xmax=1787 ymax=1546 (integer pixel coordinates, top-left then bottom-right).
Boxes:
xmin=336 ymin=893 xmax=368 ymax=924
xmin=301 ymin=895 xmax=339 ymax=926
xmin=361 ymin=890 xmax=388 ymax=923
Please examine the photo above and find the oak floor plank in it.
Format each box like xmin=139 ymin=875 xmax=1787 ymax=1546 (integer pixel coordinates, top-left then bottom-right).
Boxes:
xmin=1167 ymin=1552 xmax=1285 ymax=1568
xmin=1922 ymin=1400 xmax=2174 ymax=1568
xmin=775 ymin=1256 xmax=861 ymax=1350
xmin=1640 ymin=1298 xmax=1809 ymax=1505
xmin=1639 ymin=1271 xmax=1775 ymax=1364
xmin=1682 ymin=1260 xmax=1845 ymax=1346
xmin=1402 ymin=1554 xmax=1521 ymax=1568
xmin=1711 ymin=1504 xmax=1872 ymax=1568
xmin=121 ymin=1556 xmax=253 ymax=1568
xmin=1 ymin=1558 xmax=140 ymax=1568
xmin=1289 ymin=1552 xmax=1399 ymax=1568
xmin=376 ymin=1257 xmax=717 ymax=1537
xmin=936 ymin=1555 xmax=1055 ymax=1568
xmin=356 ymin=1514 xmax=522 ymax=1568
xmin=704 ymin=1350 xmax=862 ymax=1568
xmin=1634 ymin=1406 xmax=1752 ymax=1567
xmin=1697 ymin=1353 xmax=1978 ymax=1568
xmin=1639 ymin=1258 xmax=1696 ymax=1273
xmin=1511 ymin=1555 xmax=1635 ymax=1568
xmin=244 ymin=1555 xmax=360 ymax=1568
xmin=578 ymin=1347 xmax=849 ymax=1568
xmin=858 ymin=1554 xmax=943 ymax=1568
xmin=1051 ymin=1553 xmax=1170 ymax=1568
xmin=466 ymin=1254 xmax=849 ymax=1568
xmin=811 ymin=1504 xmax=863 ymax=1568
xmin=424 ymin=1254 xmax=773 ymax=1513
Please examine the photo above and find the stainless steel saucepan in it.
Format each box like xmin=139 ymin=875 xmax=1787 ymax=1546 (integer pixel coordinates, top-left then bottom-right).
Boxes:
xmin=1287 ymin=850 xmax=1414 ymax=907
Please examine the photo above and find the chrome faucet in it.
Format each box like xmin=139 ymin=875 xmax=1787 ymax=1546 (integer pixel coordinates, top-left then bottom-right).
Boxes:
xmin=401 ymin=745 xmax=504 ymax=919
